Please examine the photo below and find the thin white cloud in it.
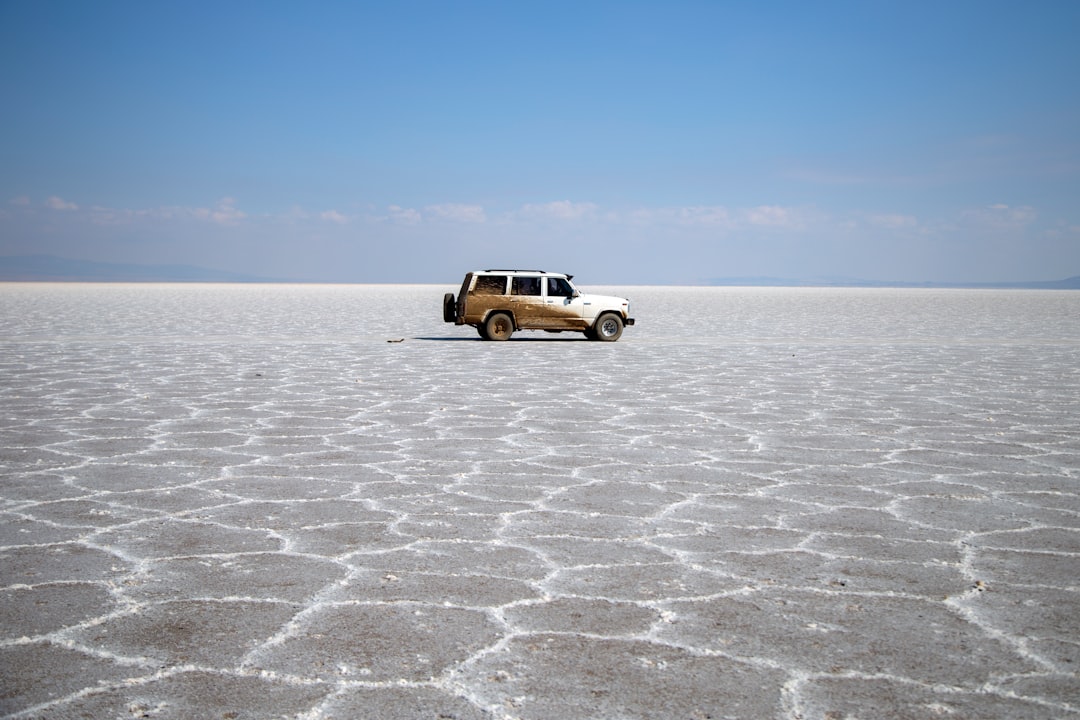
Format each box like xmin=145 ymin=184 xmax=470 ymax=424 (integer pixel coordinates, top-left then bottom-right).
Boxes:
xmin=386 ymin=205 xmax=422 ymax=225
xmin=673 ymin=206 xmax=732 ymax=226
xmin=963 ymin=203 xmax=1037 ymax=228
xmin=209 ymin=197 xmax=246 ymax=225
xmin=10 ymin=195 xmax=31 ymax=206
xmin=626 ymin=206 xmax=733 ymax=227
xmin=287 ymin=206 xmax=310 ymax=220
xmin=88 ymin=197 xmax=252 ymax=225
xmin=549 ymin=203 xmax=824 ymax=232
xmin=88 ymin=206 xmax=132 ymax=225
xmin=867 ymin=213 xmax=919 ymax=229
xmin=320 ymin=209 xmax=349 ymax=224
xmin=683 ymin=206 xmax=730 ymax=226
xmin=517 ymin=200 xmax=598 ymax=220
xmin=425 ymin=203 xmax=486 ymax=223
xmin=742 ymin=205 xmax=800 ymax=228
xmin=46 ymin=196 xmax=78 ymax=211
xmin=188 ymin=197 xmax=246 ymax=225
xmin=628 ymin=204 xmax=824 ymax=232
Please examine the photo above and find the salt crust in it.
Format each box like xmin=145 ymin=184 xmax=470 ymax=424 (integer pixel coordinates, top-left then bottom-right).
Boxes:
xmin=1 ymin=284 xmax=1078 ymax=719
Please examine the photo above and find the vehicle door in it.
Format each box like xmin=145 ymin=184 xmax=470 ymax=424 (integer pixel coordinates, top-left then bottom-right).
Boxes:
xmin=508 ymin=276 xmax=546 ymax=328
xmin=539 ymin=276 xmax=585 ymax=329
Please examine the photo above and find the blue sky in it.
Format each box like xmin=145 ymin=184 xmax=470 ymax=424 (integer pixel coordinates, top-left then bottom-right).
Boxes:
xmin=2 ymin=1 xmax=1078 ymax=284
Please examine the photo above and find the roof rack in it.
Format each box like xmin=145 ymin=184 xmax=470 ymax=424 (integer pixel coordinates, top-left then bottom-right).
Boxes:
xmin=482 ymin=269 xmax=547 ymax=273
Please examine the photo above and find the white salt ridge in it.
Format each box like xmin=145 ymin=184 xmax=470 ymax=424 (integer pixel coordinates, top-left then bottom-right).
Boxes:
xmin=1 ymin=284 xmax=1078 ymax=719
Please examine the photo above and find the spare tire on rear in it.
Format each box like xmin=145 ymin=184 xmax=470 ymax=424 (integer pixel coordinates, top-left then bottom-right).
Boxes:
xmin=442 ymin=293 xmax=456 ymax=323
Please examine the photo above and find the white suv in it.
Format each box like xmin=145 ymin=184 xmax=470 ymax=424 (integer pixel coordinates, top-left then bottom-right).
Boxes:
xmin=443 ymin=270 xmax=635 ymax=341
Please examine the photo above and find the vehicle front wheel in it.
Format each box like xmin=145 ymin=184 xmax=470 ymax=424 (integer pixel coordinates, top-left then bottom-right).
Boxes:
xmin=593 ymin=313 xmax=623 ymax=342
xmin=484 ymin=312 xmax=514 ymax=341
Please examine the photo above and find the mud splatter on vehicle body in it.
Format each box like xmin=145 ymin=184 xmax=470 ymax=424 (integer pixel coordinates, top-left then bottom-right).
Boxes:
xmin=443 ymin=270 xmax=635 ymax=341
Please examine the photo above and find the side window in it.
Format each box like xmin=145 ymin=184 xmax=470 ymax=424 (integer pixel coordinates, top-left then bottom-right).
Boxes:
xmin=474 ymin=275 xmax=508 ymax=295
xmin=547 ymin=278 xmax=573 ymax=298
xmin=512 ymin=277 xmax=541 ymax=296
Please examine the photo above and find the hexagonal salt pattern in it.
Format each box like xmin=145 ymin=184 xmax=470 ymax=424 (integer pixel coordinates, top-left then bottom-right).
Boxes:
xmin=1 ymin=284 xmax=1078 ymax=719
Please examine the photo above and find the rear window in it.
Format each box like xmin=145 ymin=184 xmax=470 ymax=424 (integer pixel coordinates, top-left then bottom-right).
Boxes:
xmin=474 ymin=275 xmax=507 ymax=294
xmin=512 ymin=276 xmax=542 ymax=296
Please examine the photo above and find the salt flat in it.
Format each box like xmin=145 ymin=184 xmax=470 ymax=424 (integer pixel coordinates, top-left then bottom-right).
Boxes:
xmin=1 ymin=283 xmax=1078 ymax=719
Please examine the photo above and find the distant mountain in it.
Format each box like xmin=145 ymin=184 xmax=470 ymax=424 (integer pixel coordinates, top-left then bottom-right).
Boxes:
xmin=0 ymin=254 xmax=293 ymax=282
xmin=706 ymin=275 xmax=1080 ymax=289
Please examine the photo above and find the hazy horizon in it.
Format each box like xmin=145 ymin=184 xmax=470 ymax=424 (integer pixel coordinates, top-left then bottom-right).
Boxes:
xmin=4 ymin=282 xmax=1079 ymax=341
xmin=1 ymin=253 xmax=1078 ymax=289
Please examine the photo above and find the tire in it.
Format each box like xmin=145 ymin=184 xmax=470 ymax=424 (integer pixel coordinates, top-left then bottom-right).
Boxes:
xmin=476 ymin=325 xmax=489 ymax=340
xmin=442 ymin=293 xmax=456 ymax=323
xmin=592 ymin=313 xmax=623 ymax=342
xmin=484 ymin=312 xmax=514 ymax=341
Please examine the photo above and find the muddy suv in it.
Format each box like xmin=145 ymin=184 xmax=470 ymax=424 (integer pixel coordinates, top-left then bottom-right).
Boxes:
xmin=443 ymin=270 xmax=635 ymax=341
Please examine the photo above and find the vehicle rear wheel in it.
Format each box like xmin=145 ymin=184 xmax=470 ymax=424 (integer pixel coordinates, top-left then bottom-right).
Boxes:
xmin=484 ymin=312 xmax=514 ymax=341
xmin=442 ymin=293 xmax=456 ymax=323
xmin=593 ymin=313 xmax=623 ymax=342
xmin=476 ymin=325 xmax=489 ymax=340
